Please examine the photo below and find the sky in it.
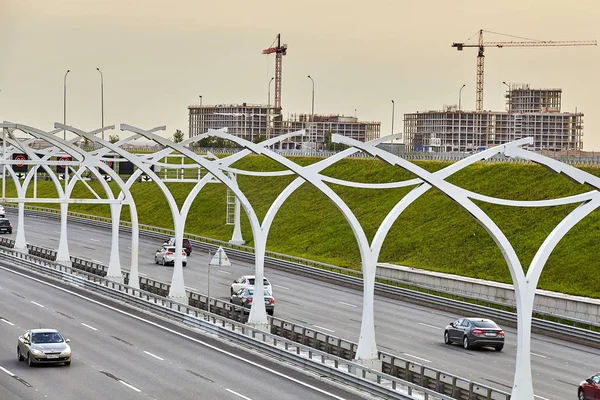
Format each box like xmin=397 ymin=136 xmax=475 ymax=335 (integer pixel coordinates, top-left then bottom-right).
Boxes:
xmin=1 ymin=0 xmax=599 ymax=149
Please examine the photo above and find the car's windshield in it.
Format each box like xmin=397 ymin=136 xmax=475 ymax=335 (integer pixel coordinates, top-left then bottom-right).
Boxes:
xmin=32 ymin=332 xmax=64 ymax=344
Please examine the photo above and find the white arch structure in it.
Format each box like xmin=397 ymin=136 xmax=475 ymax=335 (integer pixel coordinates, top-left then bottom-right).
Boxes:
xmin=1 ymin=123 xmax=138 ymax=285
xmin=4 ymin=121 xmax=599 ymax=398
xmin=331 ymin=134 xmax=600 ymax=400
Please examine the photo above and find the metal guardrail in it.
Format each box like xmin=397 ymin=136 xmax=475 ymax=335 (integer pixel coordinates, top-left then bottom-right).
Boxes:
xmin=0 ymin=246 xmax=455 ymax=400
xmin=0 ymin=236 xmax=510 ymax=400
xmin=14 ymin=205 xmax=597 ymax=341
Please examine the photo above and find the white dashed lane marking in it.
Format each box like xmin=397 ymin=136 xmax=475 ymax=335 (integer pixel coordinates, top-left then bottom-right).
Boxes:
xmin=338 ymin=301 xmax=357 ymax=308
xmin=120 ymin=380 xmax=141 ymax=392
xmin=1 ymin=319 xmax=14 ymax=326
xmin=313 ymin=325 xmax=335 ymax=333
xmin=226 ymin=389 xmax=252 ymax=399
xmin=30 ymin=301 xmax=45 ymax=308
xmin=143 ymin=351 xmax=164 ymax=361
xmin=274 ymin=285 xmax=289 ymax=290
xmin=531 ymin=352 xmax=548 ymax=359
xmin=403 ymin=353 xmax=431 ymax=363
xmin=418 ymin=322 xmax=441 ymax=330
xmin=81 ymin=323 xmax=98 ymax=331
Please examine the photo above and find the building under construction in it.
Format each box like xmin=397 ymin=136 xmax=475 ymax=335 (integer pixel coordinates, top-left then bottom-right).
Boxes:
xmin=188 ymin=103 xmax=380 ymax=150
xmin=404 ymin=84 xmax=584 ymax=152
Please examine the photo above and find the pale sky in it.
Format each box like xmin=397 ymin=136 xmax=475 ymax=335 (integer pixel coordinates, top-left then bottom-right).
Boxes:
xmin=2 ymin=0 xmax=599 ymax=149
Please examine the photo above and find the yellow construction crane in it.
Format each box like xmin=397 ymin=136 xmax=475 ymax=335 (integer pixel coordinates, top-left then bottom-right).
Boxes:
xmin=452 ymin=29 xmax=597 ymax=111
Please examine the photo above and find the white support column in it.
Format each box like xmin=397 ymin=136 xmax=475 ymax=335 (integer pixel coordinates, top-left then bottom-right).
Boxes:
xmin=128 ymin=202 xmax=140 ymax=289
xmin=229 ymin=174 xmax=244 ymax=245
xmin=55 ymin=202 xmax=70 ymax=264
xmin=247 ymin=233 xmax=269 ymax=330
xmin=511 ymin=281 xmax=535 ymax=400
xmin=354 ymin=252 xmax=381 ymax=370
xmin=105 ymin=202 xmax=123 ymax=283
xmin=13 ymin=201 xmax=28 ymax=253
xmin=168 ymin=214 xmax=187 ymax=300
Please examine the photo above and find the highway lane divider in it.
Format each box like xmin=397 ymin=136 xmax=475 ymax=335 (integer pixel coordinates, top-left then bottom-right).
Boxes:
xmin=0 ymin=238 xmax=508 ymax=400
xmin=0 ymin=246 xmax=456 ymax=400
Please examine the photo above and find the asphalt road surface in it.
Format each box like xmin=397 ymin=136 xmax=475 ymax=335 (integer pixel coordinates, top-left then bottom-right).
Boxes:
xmin=4 ymin=210 xmax=598 ymax=400
xmin=0 ymin=265 xmax=366 ymax=400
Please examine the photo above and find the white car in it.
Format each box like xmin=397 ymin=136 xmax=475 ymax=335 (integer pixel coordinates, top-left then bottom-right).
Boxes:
xmin=230 ymin=274 xmax=272 ymax=295
xmin=0 ymin=204 xmax=5 ymax=217
xmin=154 ymin=246 xmax=187 ymax=267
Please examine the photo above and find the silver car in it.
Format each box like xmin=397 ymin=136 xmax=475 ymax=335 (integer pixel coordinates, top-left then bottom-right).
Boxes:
xmin=230 ymin=274 xmax=272 ymax=295
xmin=155 ymin=246 xmax=187 ymax=266
xmin=17 ymin=329 xmax=72 ymax=367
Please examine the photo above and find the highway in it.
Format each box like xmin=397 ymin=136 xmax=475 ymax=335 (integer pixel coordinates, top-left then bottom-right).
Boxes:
xmin=5 ymin=211 xmax=599 ymax=400
xmin=0 ymin=264 xmax=364 ymax=400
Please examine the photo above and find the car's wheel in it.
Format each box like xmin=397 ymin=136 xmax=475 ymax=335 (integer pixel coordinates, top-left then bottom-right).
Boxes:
xmin=64 ymin=360 xmax=71 ymax=366
xmin=161 ymin=257 xmax=165 ymax=266
xmin=462 ymin=336 xmax=471 ymax=350
xmin=230 ymin=288 xmax=234 ymax=296
xmin=154 ymin=256 xmax=158 ymax=264
xmin=17 ymin=347 xmax=24 ymax=361
xmin=27 ymin=353 xmax=35 ymax=367
xmin=444 ymin=331 xmax=452 ymax=345
xmin=183 ymin=262 xmax=187 ymax=267
xmin=578 ymin=389 xmax=585 ymax=400
xmin=267 ymin=309 xmax=274 ymax=316
xmin=494 ymin=345 xmax=503 ymax=351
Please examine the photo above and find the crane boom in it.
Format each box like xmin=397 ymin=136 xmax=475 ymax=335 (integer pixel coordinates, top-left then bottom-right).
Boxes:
xmin=452 ymin=30 xmax=597 ymax=111
xmin=262 ymin=34 xmax=287 ymax=109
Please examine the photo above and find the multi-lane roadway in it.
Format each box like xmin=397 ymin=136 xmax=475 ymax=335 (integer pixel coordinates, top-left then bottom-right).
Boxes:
xmin=4 ymin=211 xmax=598 ymax=400
xmin=0 ymin=264 xmax=366 ymax=400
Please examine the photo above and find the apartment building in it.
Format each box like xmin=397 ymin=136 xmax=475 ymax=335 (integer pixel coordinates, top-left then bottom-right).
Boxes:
xmin=404 ymin=84 xmax=584 ymax=152
xmin=188 ymin=103 xmax=381 ymax=150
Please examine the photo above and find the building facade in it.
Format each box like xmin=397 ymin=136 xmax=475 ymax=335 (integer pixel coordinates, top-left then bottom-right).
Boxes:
xmin=404 ymin=84 xmax=584 ymax=152
xmin=188 ymin=103 xmax=380 ymax=150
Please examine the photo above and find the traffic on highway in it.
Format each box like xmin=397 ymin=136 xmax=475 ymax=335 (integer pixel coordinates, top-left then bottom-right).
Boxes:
xmin=3 ymin=211 xmax=599 ymax=400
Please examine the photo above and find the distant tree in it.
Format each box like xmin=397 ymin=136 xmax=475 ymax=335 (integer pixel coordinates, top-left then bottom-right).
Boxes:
xmin=109 ymin=134 xmax=120 ymax=144
xmin=253 ymin=134 xmax=266 ymax=144
xmin=172 ymin=129 xmax=184 ymax=143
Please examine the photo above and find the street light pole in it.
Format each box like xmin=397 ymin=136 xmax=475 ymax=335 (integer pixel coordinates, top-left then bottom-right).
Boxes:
xmin=96 ymin=68 xmax=104 ymax=140
xmin=268 ymin=77 xmax=274 ymax=139
xmin=391 ymin=100 xmax=395 ymax=136
xmin=307 ymin=75 xmax=315 ymax=149
xmin=503 ymin=81 xmax=511 ymax=144
xmin=63 ymin=70 xmax=70 ymax=140
xmin=458 ymin=84 xmax=466 ymax=152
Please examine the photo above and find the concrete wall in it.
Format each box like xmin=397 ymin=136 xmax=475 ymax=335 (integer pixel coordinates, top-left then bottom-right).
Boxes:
xmin=377 ymin=263 xmax=600 ymax=324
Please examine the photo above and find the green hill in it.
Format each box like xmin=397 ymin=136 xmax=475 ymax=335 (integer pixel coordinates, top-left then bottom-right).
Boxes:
xmin=3 ymin=155 xmax=600 ymax=298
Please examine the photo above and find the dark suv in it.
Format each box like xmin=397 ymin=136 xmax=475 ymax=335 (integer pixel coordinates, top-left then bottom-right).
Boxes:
xmin=0 ymin=218 xmax=13 ymax=234
xmin=163 ymin=237 xmax=192 ymax=256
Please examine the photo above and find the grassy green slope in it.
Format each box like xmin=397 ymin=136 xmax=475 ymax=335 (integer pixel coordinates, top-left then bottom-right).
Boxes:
xmin=3 ymin=156 xmax=599 ymax=298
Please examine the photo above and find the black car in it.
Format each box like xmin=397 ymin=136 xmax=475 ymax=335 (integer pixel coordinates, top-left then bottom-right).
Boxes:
xmin=0 ymin=218 xmax=13 ymax=234
xmin=444 ymin=317 xmax=504 ymax=351
xmin=230 ymin=287 xmax=275 ymax=316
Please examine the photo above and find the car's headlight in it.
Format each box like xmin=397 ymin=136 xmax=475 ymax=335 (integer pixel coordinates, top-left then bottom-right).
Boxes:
xmin=30 ymin=349 xmax=43 ymax=355
xmin=61 ymin=346 xmax=71 ymax=356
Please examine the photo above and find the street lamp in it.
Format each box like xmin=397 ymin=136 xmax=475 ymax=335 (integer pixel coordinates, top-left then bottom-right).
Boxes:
xmin=307 ymin=75 xmax=314 ymax=121
xmin=503 ymin=81 xmax=511 ymax=144
xmin=199 ymin=95 xmax=202 ymax=107
xmin=267 ymin=77 xmax=274 ymax=139
xmin=391 ymin=100 xmax=395 ymax=136
xmin=458 ymin=84 xmax=466 ymax=153
xmin=96 ymin=68 xmax=104 ymax=140
xmin=458 ymin=84 xmax=466 ymax=112
xmin=63 ymin=70 xmax=70 ymax=140
xmin=307 ymin=75 xmax=315 ymax=149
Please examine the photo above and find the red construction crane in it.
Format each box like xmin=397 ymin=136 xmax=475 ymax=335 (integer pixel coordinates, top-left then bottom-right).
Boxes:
xmin=452 ymin=29 xmax=597 ymax=111
xmin=263 ymin=33 xmax=288 ymax=109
